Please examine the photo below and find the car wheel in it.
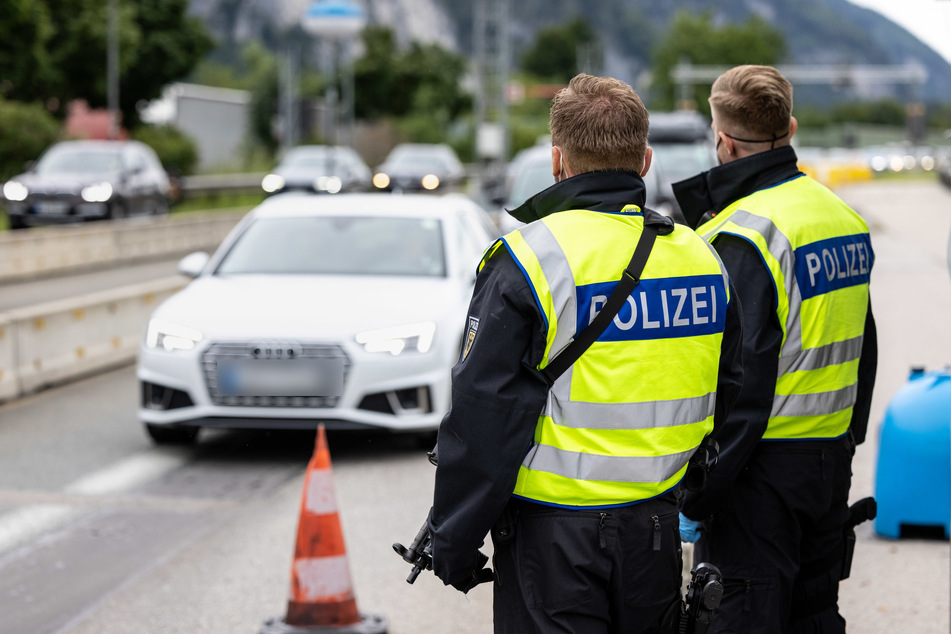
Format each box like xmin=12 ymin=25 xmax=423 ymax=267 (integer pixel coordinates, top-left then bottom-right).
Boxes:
xmin=107 ymin=200 xmax=126 ymax=221
xmin=152 ymin=197 xmax=170 ymax=216
xmin=7 ymin=214 xmax=27 ymax=230
xmin=145 ymin=423 xmax=199 ymax=444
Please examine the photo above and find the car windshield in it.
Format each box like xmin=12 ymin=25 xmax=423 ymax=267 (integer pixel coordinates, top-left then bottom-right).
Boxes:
xmin=387 ymin=154 xmax=449 ymax=171
xmin=282 ymin=152 xmax=340 ymax=170
xmin=509 ymin=160 xmax=555 ymax=207
xmin=215 ymin=215 xmax=446 ymax=277
xmin=652 ymin=143 xmax=716 ymax=182
xmin=36 ymin=147 xmax=123 ymax=175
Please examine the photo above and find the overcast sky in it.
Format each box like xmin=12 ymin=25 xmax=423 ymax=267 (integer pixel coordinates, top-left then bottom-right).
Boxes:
xmin=847 ymin=0 xmax=951 ymax=64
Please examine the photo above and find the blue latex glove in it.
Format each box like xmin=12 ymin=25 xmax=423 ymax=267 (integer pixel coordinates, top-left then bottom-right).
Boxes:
xmin=679 ymin=513 xmax=702 ymax=543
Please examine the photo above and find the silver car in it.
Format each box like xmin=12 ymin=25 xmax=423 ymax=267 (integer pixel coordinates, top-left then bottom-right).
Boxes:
xmin=373 ymin=143 xmax=467 ymax=192
xmin=261 ymin=145 xmax=373 ymax=195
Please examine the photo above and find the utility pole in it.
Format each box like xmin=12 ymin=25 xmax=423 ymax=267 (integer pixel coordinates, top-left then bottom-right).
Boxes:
xmin=473 ymin=0 xmax=510 ymax=203
xmin=107 ymin=0 xmax=120 ymax=139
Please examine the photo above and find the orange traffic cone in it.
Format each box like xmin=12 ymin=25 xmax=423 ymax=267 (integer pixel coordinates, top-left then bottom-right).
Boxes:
xmin=261 ymin=424 xmax=387 ymax=634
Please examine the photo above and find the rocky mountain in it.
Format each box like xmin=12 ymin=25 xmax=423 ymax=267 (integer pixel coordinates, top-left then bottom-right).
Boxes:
xmin=188 ymin=0 xmax=951 ymax=102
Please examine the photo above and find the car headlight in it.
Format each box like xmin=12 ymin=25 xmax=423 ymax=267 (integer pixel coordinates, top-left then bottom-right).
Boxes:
xmin=421 ymin=174 xmax=440 ymax=190
xmin=2 ymin=180 xmax=28 ymax=201
xmin=145 ymin=318 xmax=203 ymax=352
xmin=316 ymin=175 xmax=342 ymax=194
xmin=373 ymin=172 xmax=390 ymax=189
xmin=355 ymin=321 xmax=436 ymax=355
xmin=262 ymin=174 xmax=285 ymax=193
xmin=81 ymin=182 xmax=113 ymax=202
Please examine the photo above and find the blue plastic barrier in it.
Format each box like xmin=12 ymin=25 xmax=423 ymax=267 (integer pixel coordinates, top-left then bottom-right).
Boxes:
xmin=874 ymin=367 xmax=951 ymax=539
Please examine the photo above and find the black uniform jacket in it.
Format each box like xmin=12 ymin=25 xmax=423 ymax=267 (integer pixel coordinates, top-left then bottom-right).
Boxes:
xmin=429 ymin=169 xmax=744 ymax=587
xmin=673 ymin=146 xmax=878 ymax=521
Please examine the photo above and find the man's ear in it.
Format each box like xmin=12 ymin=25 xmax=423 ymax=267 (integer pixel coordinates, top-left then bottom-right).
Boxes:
xmin=788 ymin=116 xmax=798 ymax=141
xmin=639 ymin=146 xmax=653 ymax=177
xmin=551 ymin=146 xmax=563 ymax=181
xmin=718 ymin=131 xmax=736 ymax=158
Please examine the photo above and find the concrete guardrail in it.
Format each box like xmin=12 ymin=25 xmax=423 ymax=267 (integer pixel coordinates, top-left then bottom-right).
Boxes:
xmin=0 ymin=277 xmax=187 ymax=403
xmin=0 ymin=209 xmax=246 ymax=283
xmin=0 ymin=208 xmax=249 ymax=403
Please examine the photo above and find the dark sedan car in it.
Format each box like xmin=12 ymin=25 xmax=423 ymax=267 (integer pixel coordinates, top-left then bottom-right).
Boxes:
xmin=2 ymin=140 xmax=171 ymax=229
xmin=261 ymin=145 xmax=372 ymax=195
xmin=372 ymin=143 xmax=466 ymax=192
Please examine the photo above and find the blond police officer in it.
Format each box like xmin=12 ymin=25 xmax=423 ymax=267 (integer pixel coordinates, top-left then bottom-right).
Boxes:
xmin=428 ymin=73 xmax=744 ymax=633
xmin=674 ymin=65 xmax=878 ymax=633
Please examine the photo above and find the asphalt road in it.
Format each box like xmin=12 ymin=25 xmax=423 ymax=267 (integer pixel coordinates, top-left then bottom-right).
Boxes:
xmin=0 ymin=180 xmax=947 ymax=633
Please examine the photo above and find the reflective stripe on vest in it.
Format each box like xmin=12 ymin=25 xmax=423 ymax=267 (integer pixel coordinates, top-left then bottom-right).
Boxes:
xmin=699 ymin=175 xmax=872 ymax=440
xmin=494 ymin=206 xmax=730 ymax=507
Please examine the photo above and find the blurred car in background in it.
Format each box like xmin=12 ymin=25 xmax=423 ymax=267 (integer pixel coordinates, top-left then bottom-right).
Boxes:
xmin=261 ymin=145 xmax=372 ymax=195
xmin=373 ymin=143 xmax=466 ymax=192
xmin=864 ymin=144 xmax=940 ymax=174
xmin=647 ymin=111 xmax=718 ymax=222
xmin=2 ymin=139 xmax=171 ymax=229
xmin=494 ymin=142 xmax=667 ymax=234
xmin=938 ymin=148 xmax=951 ymax=190
xmin=137 ymin=192 xmax=498 ymax=444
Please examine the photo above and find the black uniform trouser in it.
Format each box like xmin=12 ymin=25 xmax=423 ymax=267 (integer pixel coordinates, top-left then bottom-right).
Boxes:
xmin=695 ymin=437 xmax=853 ymax=634
xmin=491 ymin=494 xmax=682 ymax=634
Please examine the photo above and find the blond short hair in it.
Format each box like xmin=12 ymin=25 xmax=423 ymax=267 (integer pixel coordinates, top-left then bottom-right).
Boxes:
xmin=709 ymin=65 xmax=793 ymax=139
xmin=550 ymin=73 xmax=649 ymax=174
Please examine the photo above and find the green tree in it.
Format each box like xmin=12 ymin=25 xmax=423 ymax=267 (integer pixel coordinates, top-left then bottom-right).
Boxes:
xmin=353 ymin=27 xmax=414 ymax=119
xmin=353 ymin=26 xmax=470 ymax=125
xmin=0 ymin=0 xmax=55 ymax=104
xmin=131 ymin=123 xmax=199 ymax=176
xmin=832 ymin=99 xmax=906 ymax=126
xmin=118 ymin=0 xmax=214 ymax=127
xmin=651 ymin=12 xmax=786 ymax=111
xmin=0 ymin=0 xmax=213 ymax=128
xmin=0 ymin=98 xmax=60 ymax=181
xmin=520 ymin=17 xmax=601 ymax=83
xmin=243 ymin=43 xmax=281 ymax=154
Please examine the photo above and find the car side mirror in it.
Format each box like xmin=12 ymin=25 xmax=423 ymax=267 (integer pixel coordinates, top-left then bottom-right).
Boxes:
xmin=178 ymin=251 xmax=210 ymax=278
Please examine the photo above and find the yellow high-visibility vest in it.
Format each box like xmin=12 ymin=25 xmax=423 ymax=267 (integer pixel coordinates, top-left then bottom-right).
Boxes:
xmin=482 ymin=206 xmax=730 ymax=507
xmin=699 ymin=174 xmax=872 ymax=440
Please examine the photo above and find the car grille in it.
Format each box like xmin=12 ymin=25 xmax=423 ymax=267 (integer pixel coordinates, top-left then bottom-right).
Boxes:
xmin=201 ymin=341 xmax=350 ymax=407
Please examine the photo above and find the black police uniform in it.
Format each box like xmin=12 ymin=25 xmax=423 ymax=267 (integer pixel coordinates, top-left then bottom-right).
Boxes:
xmin=429 ymin=170 xmax=745 ymax=633
xmin=674 ymin=146 xmax=878 ymax=633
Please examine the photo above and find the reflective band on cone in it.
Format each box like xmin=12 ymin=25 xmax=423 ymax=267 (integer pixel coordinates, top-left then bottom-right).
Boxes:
xmin=260 ymin=424 xmax=387 ymax=634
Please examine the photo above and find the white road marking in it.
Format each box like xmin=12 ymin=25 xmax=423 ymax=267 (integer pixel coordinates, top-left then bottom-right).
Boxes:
xmin=0 ymin=451 xmax=187 ymax=555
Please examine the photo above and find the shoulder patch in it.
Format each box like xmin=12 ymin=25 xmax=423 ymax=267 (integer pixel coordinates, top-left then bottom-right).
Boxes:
xmin=462 ymin=315 xmax=480 ymax=361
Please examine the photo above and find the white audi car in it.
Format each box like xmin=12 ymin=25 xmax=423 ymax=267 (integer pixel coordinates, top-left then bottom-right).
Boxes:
xmin=137 ymin=192 xmax=498 ymax=443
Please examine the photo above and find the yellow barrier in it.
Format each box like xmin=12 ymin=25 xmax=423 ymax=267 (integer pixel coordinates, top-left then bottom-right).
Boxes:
xmin=797 ymin=153 xmax=874 ymax=189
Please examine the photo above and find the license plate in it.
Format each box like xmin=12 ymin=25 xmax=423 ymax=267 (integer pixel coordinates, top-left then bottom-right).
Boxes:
xmin=217 ymin=358 xmax=344 ymax=397
xmin=35 ymin=201 xmax=69 ymax=215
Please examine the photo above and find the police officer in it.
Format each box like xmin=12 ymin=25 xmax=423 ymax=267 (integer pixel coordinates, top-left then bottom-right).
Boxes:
xmin=673 ymin=65 xmax=878 ymax=633
xmin=428 ymin=73 xmax=744 ymax=633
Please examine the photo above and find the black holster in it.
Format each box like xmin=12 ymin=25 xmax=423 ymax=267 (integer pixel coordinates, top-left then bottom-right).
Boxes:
xmin=841 ymin=497 xmax=877 ymax=580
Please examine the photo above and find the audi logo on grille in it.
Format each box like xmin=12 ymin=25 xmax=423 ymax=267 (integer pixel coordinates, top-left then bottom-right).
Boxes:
xmin=249 ymin=341 xmax=303 ymax=360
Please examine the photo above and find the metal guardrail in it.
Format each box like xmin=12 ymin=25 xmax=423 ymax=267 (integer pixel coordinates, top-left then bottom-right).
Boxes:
xmin=179 ymin=173 xmax=265 ymax=198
